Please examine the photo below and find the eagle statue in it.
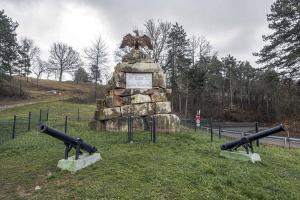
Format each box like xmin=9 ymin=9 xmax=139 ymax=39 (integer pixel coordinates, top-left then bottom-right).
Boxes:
xmin=120 ymin=30 xmax=153 ymax=50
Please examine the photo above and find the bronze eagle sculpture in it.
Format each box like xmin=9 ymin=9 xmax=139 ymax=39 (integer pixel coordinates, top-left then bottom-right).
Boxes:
xmin=120 ymin=30 xmax=153 ymax=50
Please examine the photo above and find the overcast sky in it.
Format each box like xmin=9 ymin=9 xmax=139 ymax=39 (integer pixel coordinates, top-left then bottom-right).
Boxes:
xmin=1 ymin=0 xmax=274 ymax=72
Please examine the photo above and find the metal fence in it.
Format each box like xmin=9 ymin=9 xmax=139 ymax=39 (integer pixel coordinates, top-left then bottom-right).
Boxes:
xmin=181 ymin=118 xmax=300 ymax=148
xmin=1 ymin=111 xmax=300 ymax=148
xmin=0 ymin=108 xmax=93 ymax=145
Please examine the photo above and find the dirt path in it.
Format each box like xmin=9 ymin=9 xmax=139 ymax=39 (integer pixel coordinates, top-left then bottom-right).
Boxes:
xmin=0 ymin=101 xmax=42 ymax=111
xmin=0 ymin=98 xmax=67 ymax=112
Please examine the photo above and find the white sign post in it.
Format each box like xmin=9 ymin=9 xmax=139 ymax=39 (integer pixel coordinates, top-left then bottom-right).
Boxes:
xmin=126 ymin=73 xmax=152 ymax=89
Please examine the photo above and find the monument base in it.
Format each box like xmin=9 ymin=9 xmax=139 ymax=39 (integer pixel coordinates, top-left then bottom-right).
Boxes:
xmin=57 ymin=153 xmax=102 ymax=172
xmin=220 ymin=150 xmax=261 ymax=163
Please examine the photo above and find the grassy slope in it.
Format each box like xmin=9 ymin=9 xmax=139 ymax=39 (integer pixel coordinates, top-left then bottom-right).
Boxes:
xmin=0 ymin=118 xmax=300 ymax=199
xmin=0 ymin=77 xmax=96 ymax=106
xmin=0 ymin=101 xmax=95 ymax=120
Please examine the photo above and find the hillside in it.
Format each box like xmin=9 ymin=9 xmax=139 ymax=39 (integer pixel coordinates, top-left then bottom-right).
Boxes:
xmin=0 ymin=77 xmax=106 ymax=108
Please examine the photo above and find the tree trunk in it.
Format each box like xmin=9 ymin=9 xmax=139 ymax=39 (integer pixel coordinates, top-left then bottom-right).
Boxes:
xmin=179 ymin=93 xmax=182 ymax=115
xmin=185 ymin=72 xmax=189 ymax=118
xmin=94 ymin=69 xmax=98 ymax=99
xmin=59 ymin=70 xmax=63 ymax=82
xmin=59 ymin=65 xmax=63 ymax=82
xmin=19 ymin=77 xmax=22 ymax=96
xmin=266 ymin=98 xmax=270 ymax=121
xmin=229 ymin=70 xmax=233 ymax=110
xmin=36 ymin=76 xmax=39 ymax=88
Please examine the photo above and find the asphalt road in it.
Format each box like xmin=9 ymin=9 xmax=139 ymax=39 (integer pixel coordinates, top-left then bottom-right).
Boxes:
xmin=201 ymin=126 xmax=300 ymax=148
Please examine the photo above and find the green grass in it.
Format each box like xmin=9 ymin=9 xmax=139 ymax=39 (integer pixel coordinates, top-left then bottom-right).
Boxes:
xmin=1 ymin=101 xmax=300 ymax=199
xmin=0 ymin=101 xmax=95 ymax=120
xmin=0 ymin=122 xmax=300 ymax=200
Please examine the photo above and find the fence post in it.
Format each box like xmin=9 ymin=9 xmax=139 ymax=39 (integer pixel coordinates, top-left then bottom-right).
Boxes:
xmin=255 ymin=122 xmax=259 ymax=147
xmin=287 ymin=131 xmax=290 ymax=149
xmin=46 ymin=109 xmax=49 ymax=121
xmin=28 ymin=112 xmax=31 ymax=131
xmin=130 ymin=116 xmax=133 ymax=142
xmin=128 ymin=116 xmax=133 ymax=143
xmin=218 ymin=123 xmax=221 ymax=139
xmin=39 ymin=109 xmax=42 ymax=124
xmin=12 ymin=115 xmax=16 ymax=139
xmin=64 ymin=116 xmax=68 ymax=134
xmin=152 ymin=116 xmax=156 ymax=143
xmin=128 ymin=116 xmax=131 ymax=143
xmin=210 ymin=117 xmax=213 ymax=142
xmin=284 ymin=137 xmax=287 ymax=148
xmin=77 ymin=108 xmax=80 ymax=121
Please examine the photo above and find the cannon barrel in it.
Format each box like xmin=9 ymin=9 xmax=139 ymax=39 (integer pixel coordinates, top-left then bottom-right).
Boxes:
xmin=39 ymin=124 xmax=97 ymax=154
xmin=221 ymin=124 xmax=285 ymax=151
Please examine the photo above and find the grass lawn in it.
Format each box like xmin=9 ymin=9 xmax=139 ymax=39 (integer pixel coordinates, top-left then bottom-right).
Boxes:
xmin=0 ymin=121 xmax=300 ymax=200
xmin=0 ymin=101 xmax=95 ymax=120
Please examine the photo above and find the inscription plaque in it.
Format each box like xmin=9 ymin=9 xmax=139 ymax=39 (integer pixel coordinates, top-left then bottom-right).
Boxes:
xmin=126 ymin=73 xmax=152 ymax=89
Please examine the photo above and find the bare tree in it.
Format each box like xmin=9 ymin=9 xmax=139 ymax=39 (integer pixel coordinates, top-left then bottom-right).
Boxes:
xmin=114 ymin=46 xmax=130 ymax=63
xmin=144 ymin=19 xmax=171 ymax=65
xmin=84 ymin=36 xmax=108 ymax=98
xmin=198 ymin=36 xmax=212 ymax=62
xmin=32 ymin=57 xmax=48 ymax=87
xmin=189 ymin=36 xmax=200 ymax=68
xmin=48 ymin=42 xmax=82 ymax=82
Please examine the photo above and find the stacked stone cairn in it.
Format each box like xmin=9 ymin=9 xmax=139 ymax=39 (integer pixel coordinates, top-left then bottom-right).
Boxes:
xmin=90 ymin=50 xmax=180 ymax=133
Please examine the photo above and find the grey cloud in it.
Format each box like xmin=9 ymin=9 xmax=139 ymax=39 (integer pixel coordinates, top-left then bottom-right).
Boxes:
xmin=0 ymin=0 xmax=275 ymax=66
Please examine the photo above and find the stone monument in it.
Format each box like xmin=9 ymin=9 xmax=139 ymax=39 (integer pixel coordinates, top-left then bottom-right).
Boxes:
xmin=90 ymin=31 xmax=180 ymax=133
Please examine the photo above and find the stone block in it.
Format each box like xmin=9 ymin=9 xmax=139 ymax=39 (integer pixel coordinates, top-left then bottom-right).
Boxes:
xmin=153 ymin=71 xmax=166 ymax=88
xmin=111 ymin=71 xmax=126 ymax=88
xmin=131 ymin=94 xmax=152 ymax=104
xmin=94 ymin=110 xmax=100 ymax=120
xmin=165 ymin=88 xmax=172 ymax=97
xmin=103 ymin=107 xmax=121 ymax=120
xmin=122 ymin=96 xmax=131 ymax=105
xmin=121 ymin=105 xmax=133 ymax=116
xmin=105 ymin=96 xmax=123 ymax=107
xmin=154 ymin=114 xmax=180 ymax=133
xmin=105 ymin=117 xmax=145 ymax=132
xmin=105 ymin=118 xmax=121 ymax=132
xmin=220 ymin=151 xmax=261 ymax=163
xmin=57 ymin=153 xmax=102 ymax=172
xmin=132 ymin=103 xmax=153 ymax=116
xmin=151 ymin=92 xmax=168 ymax=102
xmin=155 ymin=101 xmax=172 ymax=114
xmin=112 ymin=89 xmax=132 ymax=97
xmin=148 ymin=103 xmax=155 ymax=115
xmin=96 ymin=99 xmax=105 ymax=110
xmin=89 ymin=119 xmax=105 ymax=131
xmin=115 ymin=62 xmax=162 ymax=73
xmin=131 ymin=89 xmax=149 ymax=96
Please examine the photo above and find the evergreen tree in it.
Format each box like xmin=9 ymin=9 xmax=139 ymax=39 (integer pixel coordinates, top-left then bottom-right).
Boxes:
xmin=222 ymin=55 xmax=238 ymax=109
xmin=254 ymin=0 xmax=300 ymax=77
xmin=0 ymin=10 xmax=18 ymax=80
xmin=74 ymin=67 xmax=89 ymax=83
xmin=164 ymin=23 xmax=190 ymax=113
xmin=17 ymin=38 xmax=40 ymax=82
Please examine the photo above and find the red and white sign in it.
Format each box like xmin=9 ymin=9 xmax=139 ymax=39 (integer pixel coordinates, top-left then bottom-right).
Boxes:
xmin=195 ymin=114 xmax=201 ymax=127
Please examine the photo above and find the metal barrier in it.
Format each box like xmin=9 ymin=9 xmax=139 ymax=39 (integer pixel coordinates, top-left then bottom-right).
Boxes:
xmin=0 ymin=108 xmax=93 ymax=145
xmin=180 ymin=118 xmax=300 ymax=148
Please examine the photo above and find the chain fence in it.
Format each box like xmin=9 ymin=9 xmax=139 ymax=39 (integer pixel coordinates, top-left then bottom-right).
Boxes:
xmin=0 ymin=108 xmax=94 ymax=145
xmin=1 ymin=109 xmax=300 ymax=148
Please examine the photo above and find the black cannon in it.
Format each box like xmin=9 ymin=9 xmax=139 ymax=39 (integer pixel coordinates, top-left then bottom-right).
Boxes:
xmin=220 ymin=124 xmax=285 ymax=154
xmin=39 ymin=124 xmax=97 ymax=160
